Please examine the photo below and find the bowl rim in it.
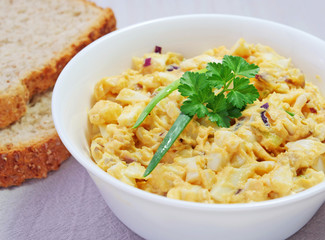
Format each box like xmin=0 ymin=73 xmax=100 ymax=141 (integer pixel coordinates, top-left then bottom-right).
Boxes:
xmin=53 ymin=13 xmax=325 ymax=212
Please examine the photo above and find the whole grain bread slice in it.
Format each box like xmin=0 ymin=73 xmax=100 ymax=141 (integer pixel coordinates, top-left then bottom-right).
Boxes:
xmin=0 ymin=91 xmax=71 ymax=187
xmin=0 ymin=0 xmax=116 ymax=187
xmin=0 ymin=0 xmax=116 ymax=128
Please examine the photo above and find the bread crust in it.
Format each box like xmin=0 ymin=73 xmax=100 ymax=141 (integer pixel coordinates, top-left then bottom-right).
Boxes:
xmin=0 ymin=134 xmax=71 ymax=187
xmin=0 ymin=7 xmax=116 ymax=128
xmin=0 ymin=84 xmax=29 ymax=128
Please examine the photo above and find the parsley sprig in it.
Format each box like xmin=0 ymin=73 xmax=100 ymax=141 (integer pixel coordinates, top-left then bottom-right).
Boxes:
xmin=133 ymin=55 xmax=260 ymax=176
xmin=179 ymin=56 xmax=259 ymax=127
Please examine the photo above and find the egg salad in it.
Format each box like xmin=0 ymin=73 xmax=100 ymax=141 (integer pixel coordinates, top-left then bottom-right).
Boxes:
xmin=88 ymin=39 xmax=325 ymax=203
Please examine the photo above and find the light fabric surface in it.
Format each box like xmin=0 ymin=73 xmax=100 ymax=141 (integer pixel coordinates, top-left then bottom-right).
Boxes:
xmin=1 ymin=0 xmax=325 ymax=239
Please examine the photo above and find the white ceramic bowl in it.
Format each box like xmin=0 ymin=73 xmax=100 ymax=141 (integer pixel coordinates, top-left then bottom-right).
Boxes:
xmin=52 ymin=14 xmax=325 ymax=240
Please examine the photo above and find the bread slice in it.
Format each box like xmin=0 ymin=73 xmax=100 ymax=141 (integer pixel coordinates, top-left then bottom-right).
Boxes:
xmin=0 ymin=0 xmax=116 ymax=187
xmin=0 ymin=90 xmax=71 ymax=187
xmin=0 ymin=0 xmax=116 ymax=128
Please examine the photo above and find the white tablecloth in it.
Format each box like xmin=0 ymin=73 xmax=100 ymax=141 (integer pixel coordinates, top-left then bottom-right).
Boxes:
xmin=1 ymin=1 xmax=325 ymax=239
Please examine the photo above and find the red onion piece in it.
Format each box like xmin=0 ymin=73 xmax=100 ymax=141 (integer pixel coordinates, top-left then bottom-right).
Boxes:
xmin=143 ymin=58 xmax=151 ymax=67
xmin=261 ymin=103 xmax=269 ymax=109
xmin=154 ymin=46 xmax=162 ymax=54
xmin=166 ymin=65 xmax=179 ymax=71
xmin=261 ymin=111 xmax=270 ymax=126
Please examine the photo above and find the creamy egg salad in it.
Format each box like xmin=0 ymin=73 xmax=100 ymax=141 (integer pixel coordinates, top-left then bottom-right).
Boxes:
xmin=88 ymin=39 xmax=325 ymax=203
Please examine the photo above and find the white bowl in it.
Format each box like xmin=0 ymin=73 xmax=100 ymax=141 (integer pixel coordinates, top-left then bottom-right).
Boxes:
xmin=52 ymin=14 xmax=325 ymax=240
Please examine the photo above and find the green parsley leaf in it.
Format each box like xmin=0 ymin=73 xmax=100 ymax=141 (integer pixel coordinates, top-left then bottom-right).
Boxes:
xmin=227 ymin=77 xmax=260 ymax=108
xmin=180 ymin=98 xmax=208 ymax=118
xmin=178 ymin=71 xmax=214 ymax=118
xmin=226 ymin=103 xmax=243 ymax=118
xmin=207 ymin=111 xmax=230 ymax=128
xmin=206 ymin=62 xmax=234 ymax=89
xmin=178 ymin=72 xmax=209 ymax=98
xmin=223 ymin=55 xmax=259 ymax=78
xmin=205 ymin=94 xmax=227 ymax=113
xmin=206 ymin=94 xmax=230 ymax=127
